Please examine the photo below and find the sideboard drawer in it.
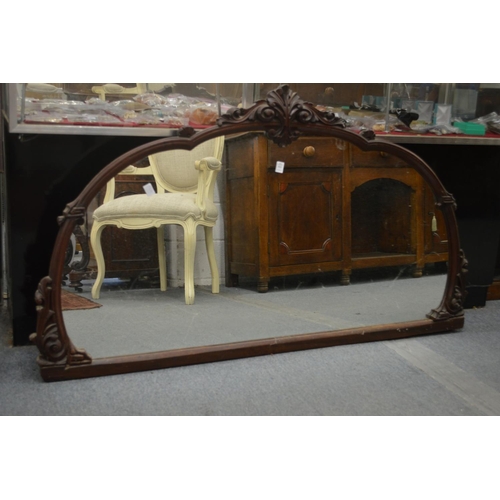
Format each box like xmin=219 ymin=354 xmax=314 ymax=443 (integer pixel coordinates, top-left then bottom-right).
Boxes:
xmin=351 ymin=148 xmax=407 ymax=168
xmin=268 ymin=137 xmax=344 ymax=168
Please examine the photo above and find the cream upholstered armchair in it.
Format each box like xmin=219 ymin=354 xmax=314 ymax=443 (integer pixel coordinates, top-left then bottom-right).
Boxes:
xmin=90 ymin=137 xmax=224 ymax=305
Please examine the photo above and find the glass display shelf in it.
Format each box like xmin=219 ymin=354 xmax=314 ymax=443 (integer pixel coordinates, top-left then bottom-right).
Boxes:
xmin=2 ymin=83 xmax=243 ymax=136
xmin=250 ymin=83 xmax=500 ymax=146
xmin=3 ymin=83 xmax=500 ymax=144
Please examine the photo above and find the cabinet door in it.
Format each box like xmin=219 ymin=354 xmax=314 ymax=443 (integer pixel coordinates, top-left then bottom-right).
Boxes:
xmin=269 ymin=170 xmax=342 ymax=266
xmin=351 ymin=177 xmax=415 ymax=256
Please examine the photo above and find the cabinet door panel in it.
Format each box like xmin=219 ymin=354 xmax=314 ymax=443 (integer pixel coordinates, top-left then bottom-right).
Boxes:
xmin=351 ymin=178 xmax=414 ymax=256
xmin=269 ymin=170 xmax=342 ymax=266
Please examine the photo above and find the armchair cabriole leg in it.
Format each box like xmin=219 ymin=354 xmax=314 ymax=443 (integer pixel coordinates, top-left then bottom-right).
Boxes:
xmin=157 ymin=225 xmax=167 ymax=292
xmin=204 ymin=225 xmax=219 ymax=294
xmin=90 ymin=223 xmax=106 ymax=299
xmin=183 ymin=220 xmax=197 ymax=305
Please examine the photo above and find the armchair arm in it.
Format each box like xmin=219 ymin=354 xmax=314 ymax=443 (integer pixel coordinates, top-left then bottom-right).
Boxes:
xmin=102 ymin=177 xmax=116 ymax=204
xmin=195 ymin=157 xmax=222 ymax=215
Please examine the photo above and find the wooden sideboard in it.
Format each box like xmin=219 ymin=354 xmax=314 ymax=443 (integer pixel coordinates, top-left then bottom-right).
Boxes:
xmin=224 ymin=133 xmax=448 ymax=292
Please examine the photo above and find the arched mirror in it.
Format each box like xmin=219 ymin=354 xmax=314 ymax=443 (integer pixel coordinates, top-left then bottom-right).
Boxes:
xmin=30 ymin=86 xmax=467 ymax=381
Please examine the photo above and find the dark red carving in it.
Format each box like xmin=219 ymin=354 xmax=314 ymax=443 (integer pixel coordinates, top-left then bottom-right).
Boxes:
xmin=218 ymin=85 xmax=346 ymax=147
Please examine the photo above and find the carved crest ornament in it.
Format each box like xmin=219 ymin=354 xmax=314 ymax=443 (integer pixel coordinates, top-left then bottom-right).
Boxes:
xmin=217 ymin=85 xmax=347 ymax=146
xmin=29 ymin=85 xmax=467 ymax=381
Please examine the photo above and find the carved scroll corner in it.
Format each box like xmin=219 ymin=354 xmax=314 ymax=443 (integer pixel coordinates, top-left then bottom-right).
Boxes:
xmin=436 ymin=191 xmax=458 ymax=211
xmin=58 ymin=202 xmax=86 ymax=226
xmin=459 ymin=248 xmax=469 ymax=274
xmin=360 ymin=130 xmax=376 ymax=140
xmin=178 ymin=126 xmax=197 ymax=138
xmin=426 ymin=248 xmax=468 ymax=321
xmin=67 ymin=343 xmax=92 ymax=366
xmin=31 ymin=276 xmax=66 ymax=364
xmin=31 ymin=275 xmax=92 ymax=370
xmin=426 ymin=299 xmax=465 ymax=321
xmin=34 ymin=275 xmax=53 ymax=309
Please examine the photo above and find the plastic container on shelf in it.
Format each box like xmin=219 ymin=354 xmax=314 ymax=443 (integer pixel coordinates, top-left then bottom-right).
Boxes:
xmin=453 ymin=121 xmax=486 ymax=136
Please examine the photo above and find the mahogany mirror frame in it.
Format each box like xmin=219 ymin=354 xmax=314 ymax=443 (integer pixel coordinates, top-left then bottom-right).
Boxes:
xmin=30 ymin=85 xmax=467 ymax=382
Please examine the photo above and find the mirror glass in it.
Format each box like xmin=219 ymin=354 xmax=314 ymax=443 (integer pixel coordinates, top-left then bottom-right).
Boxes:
xmin=60 ymin=136 xmax=449 ymax=360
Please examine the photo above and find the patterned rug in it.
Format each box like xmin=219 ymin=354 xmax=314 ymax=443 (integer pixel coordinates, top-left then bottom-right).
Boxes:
xmin=61 ymin=289 xmax=102 ymax=311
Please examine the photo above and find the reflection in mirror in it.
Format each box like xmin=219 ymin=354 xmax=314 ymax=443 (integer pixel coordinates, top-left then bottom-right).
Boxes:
xmin=63 ymin=268 xmax=448 ymax=359
xmin=60 ymin=137 xmax=449 ymax=360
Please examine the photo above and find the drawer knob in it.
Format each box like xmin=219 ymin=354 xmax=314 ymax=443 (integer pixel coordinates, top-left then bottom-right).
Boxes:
xmin=303 ymin=146 xmax=316 ymax=158
xmin=379 ymin=151 xmax=389 ymax=158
